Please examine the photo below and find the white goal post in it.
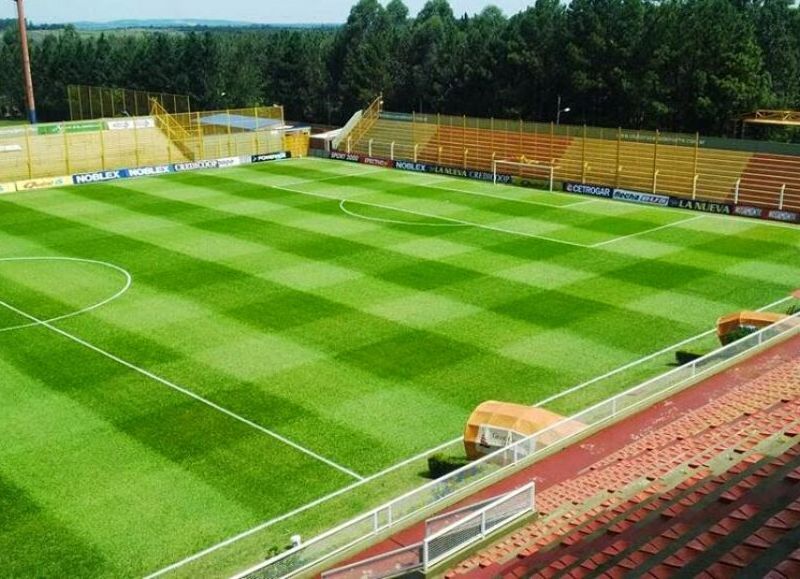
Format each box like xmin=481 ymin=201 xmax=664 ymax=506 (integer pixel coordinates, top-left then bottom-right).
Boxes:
xmin=492 ymin=158 xmax=556 ymax=191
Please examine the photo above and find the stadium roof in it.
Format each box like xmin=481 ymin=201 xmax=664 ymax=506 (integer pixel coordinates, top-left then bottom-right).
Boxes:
xmin=742 ymin=110 xmax=800 ymax=127
xmin=199 ymin=113 xmax=285 ymax=132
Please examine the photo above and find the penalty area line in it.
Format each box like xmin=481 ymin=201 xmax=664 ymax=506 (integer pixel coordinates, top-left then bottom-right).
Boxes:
xmin=591 ymin=215 xmax=706 ymax=248
xmin=0 ymin=299 xmax=364 ymax=482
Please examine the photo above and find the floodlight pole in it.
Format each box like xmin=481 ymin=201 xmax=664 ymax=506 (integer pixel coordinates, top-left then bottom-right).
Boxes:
xmin=14 ymin=0 xmax=37 ymax=124
xmin=556 ymin=95 xmax=570 ymax=126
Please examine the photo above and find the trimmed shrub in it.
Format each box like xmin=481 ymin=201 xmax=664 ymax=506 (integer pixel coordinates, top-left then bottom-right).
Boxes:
xmin=428 ymin=453 xmax=471 ymax=479
xmin=675 ymin=350 xmax=703 ymax=365
xmin=720 ymin=325 xmax=757 ymax=345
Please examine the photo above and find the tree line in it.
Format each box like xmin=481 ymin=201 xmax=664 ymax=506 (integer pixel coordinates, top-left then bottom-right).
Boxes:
xmin=1 ymin=0 xmax=799 ymax=138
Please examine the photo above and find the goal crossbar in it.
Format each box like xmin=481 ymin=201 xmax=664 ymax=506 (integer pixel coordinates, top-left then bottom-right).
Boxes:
xmin=492 ymin=159 xmax=556 ymax=191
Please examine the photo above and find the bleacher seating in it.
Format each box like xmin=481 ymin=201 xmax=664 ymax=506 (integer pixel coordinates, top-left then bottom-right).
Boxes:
xmin=443 ymin=347 xmax=800 ymax=578
xmin=342 ymin=110 xmax=800 ymax=212
xmin=0 ymin=127 xmax=188 ymax=182
xmin=739 ymin=154 xmax=800 ymax=211
xmin=419 ymin=125 xmax=574 ymax=175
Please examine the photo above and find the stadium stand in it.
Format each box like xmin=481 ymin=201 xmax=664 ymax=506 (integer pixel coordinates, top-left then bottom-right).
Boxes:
xmin=418 ymin=122 xmax=574 ymax=174
xmin=0 ymin=127 xmax=187 ymax=182
xmin=321 ymin=329 xmax=800 ymax=579
xmin=342 ymin=107 xmax=800 ymax=212
xmin=0 ymin=104 xmax=291 ymax=183
xmin=442 ymin=335 xmax=800 ymax=578
xmin=739 ymin=154 xmax=800 ymax=211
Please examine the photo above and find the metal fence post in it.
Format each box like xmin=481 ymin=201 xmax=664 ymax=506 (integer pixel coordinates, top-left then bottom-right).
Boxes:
xmin=581 ymin=125 xmax=587 ymax=184
xmin=133 ymin=122 xmax=141 ymax=167
xmin=226 ymin=109 xmax=233 ymax=156
xmin=63 ymin=126 xmax=71 ymax=174
xmin=99 ymin=124 xmax=106 ymax=170
xmin=652 ymin=129 xmax=660 ymax=193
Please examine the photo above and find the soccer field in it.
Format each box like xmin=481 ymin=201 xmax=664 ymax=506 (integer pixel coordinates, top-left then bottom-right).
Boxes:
xmin=1 ymin=157 xmax=798 ymax=578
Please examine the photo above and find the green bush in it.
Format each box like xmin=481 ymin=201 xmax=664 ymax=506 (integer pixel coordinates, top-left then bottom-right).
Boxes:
xmin=428 ymin=453 xmax=471 ymax=479
xmin=720 ymin=325 xmax=757 ymax=345
xmin=675 ymin=350 xmax=702 ymax=365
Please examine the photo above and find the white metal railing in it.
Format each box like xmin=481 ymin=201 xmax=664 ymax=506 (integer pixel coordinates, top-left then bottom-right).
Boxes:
xmin=422 ymin=483 xmax=535 ymax=570
xmin=321 ymin=484 xmax=534 ymax=579
xmin=424 ymin=493 xmax=511 ymax=535
xmin=235 ymin=312 xmax=800 ymax=579
xmin=332 ymin=110 xmax=363 ymax=151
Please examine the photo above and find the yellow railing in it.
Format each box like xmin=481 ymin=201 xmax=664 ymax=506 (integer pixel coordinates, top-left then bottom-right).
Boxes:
xmin=346 ymin=95 xmax=384 ymax=152
xmin=68 ymin=85 xmax=192 ymax=121
xmin=342 ymin=112 xmax=800 ymax=212
xmin=150 ymin=99 xmax=200 ymax=161
xmin=0 ymin=106 xmax=289 ymax=183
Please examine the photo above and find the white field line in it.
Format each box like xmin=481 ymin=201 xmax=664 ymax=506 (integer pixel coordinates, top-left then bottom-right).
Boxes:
xmin=269 ymin=182 xmax=591 ymax=248
xmin=143 ymin=435 xmax=460 ymax=579
xmin=280 ymin=167 xmax=384 ymax=188
xmin=338 ymin=199 xmax=467 ymax=227
xmin=591 ymin=215 xmax=706 ymax=248
xmin=419 ymin=179 xmax=583 ymax=210
xmin=0 ymin=257 xmax=132 ymax=333
xmin=566 ymin=198 xmax=602 ymax=207
xmin=148 ymin=292 xmax=796 ymax=578
xmin=148 ymin=158 xmax=800 ymax=576
xmin=0 ymin=298 xmax=365 ymax=482
xmin=299 ymin=157 xmax=800 ymax=233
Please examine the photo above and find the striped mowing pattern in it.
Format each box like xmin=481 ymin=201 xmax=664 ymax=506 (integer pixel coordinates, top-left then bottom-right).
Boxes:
xmin=0 ymin=157 xmax=798 ymax=578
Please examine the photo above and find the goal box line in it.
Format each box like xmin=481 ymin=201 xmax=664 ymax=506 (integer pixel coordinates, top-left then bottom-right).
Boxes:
xmin=492 ymin=158 xmax=555 ymax=191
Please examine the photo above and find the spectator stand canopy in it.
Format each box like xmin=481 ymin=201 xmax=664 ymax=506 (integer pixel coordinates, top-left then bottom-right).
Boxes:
xmin=199 ymin=113 xmax=288 ymax=133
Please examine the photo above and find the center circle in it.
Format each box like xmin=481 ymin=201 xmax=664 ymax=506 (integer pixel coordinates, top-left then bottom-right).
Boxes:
xmin=0 ymin=257 xmax=132 ymax=333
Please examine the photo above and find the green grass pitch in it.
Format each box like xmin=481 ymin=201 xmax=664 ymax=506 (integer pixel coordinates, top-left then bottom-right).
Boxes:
xmin=0 ymin=157 xmax=798 ymax=577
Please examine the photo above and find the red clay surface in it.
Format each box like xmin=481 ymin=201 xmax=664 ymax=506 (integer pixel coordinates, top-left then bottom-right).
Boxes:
xmin=327 ymin=333 xmax=800 ymax=573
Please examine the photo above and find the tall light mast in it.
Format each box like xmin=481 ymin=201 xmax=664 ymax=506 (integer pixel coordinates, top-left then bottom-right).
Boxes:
xmin=14 ymin=0 xmax=37 ymax=123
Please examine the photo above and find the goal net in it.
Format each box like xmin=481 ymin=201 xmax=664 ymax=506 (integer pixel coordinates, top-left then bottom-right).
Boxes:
xmin=492 ymin=158 xmax=556 ymax=191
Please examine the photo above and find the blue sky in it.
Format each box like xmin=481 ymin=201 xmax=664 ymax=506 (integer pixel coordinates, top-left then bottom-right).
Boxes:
xmin=0 ymin=1 xmax=533 ymax=24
